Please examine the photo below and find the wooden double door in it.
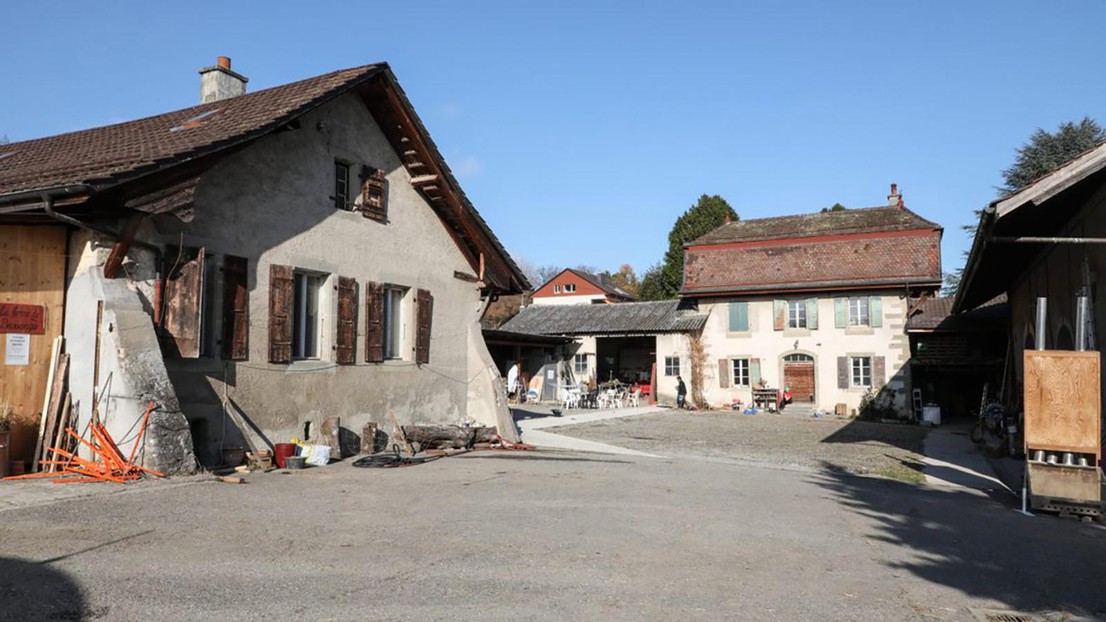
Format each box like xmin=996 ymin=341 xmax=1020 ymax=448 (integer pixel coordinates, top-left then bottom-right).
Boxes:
xmin=783 ymin=354 xmax=815 ymax=402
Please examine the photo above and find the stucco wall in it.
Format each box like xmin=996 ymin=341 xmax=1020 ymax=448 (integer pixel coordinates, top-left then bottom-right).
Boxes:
xmin=696 ymin=292 xmax=911 ymax=414
xmin=140 ymin=93 xmax=494 ymax=462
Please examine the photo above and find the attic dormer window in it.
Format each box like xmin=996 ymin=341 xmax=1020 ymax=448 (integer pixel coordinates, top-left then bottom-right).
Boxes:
xmin=360 ymin=166 xmax=388 ymax=222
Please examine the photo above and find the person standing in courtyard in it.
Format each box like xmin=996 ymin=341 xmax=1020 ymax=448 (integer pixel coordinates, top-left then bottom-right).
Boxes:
xmin=676 ymin=375 xmax=688 ymax=409
xmin=507 ymin=362 xmax=521 ymax=404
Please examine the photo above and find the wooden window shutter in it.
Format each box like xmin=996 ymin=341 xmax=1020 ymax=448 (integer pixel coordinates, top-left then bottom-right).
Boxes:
xmin=869 ymin=296 xmax=883 ymax=327
xmin=416 ymin=288 xmax=433 ymax=365
xmin=750 ymin=358 xmax=761 ymax=386
xmin=837 ymin=356 xmax=849 ymax=389
xmin=873 ymin=356 xmax=886 ymax=386
xmin=336 ymin=277 xmax=358 ymax=365
xmin=221 ymin=255 xmax=249 ymax=361
xmin=360 ymin=166 xmax=389 ymax=222
xmin=772 ymin=300 xmax=786 ymax=331
xmin=268 ymin=264 xmax=294 ymax=364
xmin=806 ymin=298 xmax=818 ymax=330
xmin=718 ymin=359 xmax=729 ymax=388
xmin=365 ymin=281 xmax=384 ymax=363
xmin=834 ymin=298 xmax=847 ymax=328
xmin=729 ymin=302 xmax=748 ymax=332
xmin=161 ymin=247 xmax=206 ymax=358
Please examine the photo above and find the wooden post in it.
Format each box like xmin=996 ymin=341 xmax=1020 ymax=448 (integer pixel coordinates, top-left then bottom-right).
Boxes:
xmin=103 ymin=213 xmax=145 ymax=279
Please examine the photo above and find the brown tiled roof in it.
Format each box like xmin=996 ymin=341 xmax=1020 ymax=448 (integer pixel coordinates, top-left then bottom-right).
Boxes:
xmin=683 ymin=229 xmax=942 ymax=294
xmin=0 ymin=65 xmax=384 ymax=196
xmin=690 ymin=206 xmax=941 ymax=246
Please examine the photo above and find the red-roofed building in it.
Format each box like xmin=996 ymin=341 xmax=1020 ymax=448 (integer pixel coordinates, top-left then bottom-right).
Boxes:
xmin=682 ymin=186 xmax=943 ymax=416
xmin=531 ymin=268 xmax=635 ymax=306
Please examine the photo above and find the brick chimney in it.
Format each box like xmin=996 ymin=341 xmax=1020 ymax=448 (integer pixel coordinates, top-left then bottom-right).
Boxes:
xmin=887 ymin=183 xmax=904 ymax=208
xmin=199 ymin=56 xmax=248 ymax=103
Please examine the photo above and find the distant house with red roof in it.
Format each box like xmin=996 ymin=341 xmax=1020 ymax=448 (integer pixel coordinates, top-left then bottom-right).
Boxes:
xmin=531 ymin=268 xmax=635 ymax=306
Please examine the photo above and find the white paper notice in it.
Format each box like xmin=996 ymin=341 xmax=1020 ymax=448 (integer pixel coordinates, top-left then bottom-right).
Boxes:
xmin=5 ymin=333 xmax=29 ymax=366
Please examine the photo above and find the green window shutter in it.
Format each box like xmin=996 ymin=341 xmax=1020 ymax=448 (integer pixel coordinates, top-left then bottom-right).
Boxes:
xmin=806 ymin=298 xmax=818 ymax=330
xmin=834 ymin=298 xmax=847 ymax=329
xmin=773 ymin=300 xmax=786 ymax=331
xmin=729 ymin=302 xmax=749 ymax=332
xmin=869 ymin=296 xmax=883 ymax=327
xmin=750 ymin=358 xmax=761 ymax=385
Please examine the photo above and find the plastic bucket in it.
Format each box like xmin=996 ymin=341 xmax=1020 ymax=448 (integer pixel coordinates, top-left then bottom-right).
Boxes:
xmin=274 ymin=443 xmax=297 ymax=469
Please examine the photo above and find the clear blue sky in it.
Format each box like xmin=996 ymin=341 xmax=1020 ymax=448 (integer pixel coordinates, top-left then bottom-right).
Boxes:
xmin=4 ymin=1 xmax=1105 ymax=282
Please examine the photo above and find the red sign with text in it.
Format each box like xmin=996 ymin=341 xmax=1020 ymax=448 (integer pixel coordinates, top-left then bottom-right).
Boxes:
xmin=0 ymin=303 xmax=45 ymax=334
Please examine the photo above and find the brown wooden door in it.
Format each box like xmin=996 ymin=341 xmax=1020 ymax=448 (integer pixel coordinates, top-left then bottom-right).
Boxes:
xmin=784 ymin=363 xmax=815 ymax=402
xmin=0 ymin=225 xmax=67 ymax=464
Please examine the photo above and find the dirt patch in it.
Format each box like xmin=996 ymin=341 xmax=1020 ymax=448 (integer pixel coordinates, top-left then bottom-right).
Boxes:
xmin=548 ymin=410 xmax=928 ymax=483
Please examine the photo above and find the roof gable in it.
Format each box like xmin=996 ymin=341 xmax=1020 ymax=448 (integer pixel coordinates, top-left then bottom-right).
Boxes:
xmin=0 ymin=63 xmax=529 ymax=293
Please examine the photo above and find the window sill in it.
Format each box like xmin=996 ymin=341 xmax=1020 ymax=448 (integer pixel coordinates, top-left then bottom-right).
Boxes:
xmin=288 ymin=359 xmax=335 ymax=373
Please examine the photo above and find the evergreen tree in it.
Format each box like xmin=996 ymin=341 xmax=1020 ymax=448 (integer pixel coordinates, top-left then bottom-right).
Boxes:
xmin=640 ymin=195 xmax=738 ymax=300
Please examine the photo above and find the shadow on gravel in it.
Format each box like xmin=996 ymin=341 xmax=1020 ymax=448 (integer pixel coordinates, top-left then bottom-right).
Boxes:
xmin=0 ymin=557 xmax=89 ymax=620
xmin=820 ymin=419 xmax=926 ymax=454
xmin=815 ymin=468 xmax=1106 ymax=617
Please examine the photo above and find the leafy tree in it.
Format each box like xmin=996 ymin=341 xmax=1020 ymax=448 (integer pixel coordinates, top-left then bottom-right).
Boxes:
xmin=821 ymin=203 xmax=846 ymax=213
xmin=602 ymin=264 xmax=640 ymax=297
xmin=533 ymin=265 xmax=564 ymax=288
xmin=946 ymin=117 xmax=1106 ymax=298
xmin=1000 ymin=117 xmax=1105 ymax=195
xmin=640 ymin=195 xmax=738 ymax=300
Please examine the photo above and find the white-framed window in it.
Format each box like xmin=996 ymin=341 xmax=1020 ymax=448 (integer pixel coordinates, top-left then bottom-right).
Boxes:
xmin=848 ymin=297 xmax=870 ymax=327
xmin=787 ymin=300 xmax=807 ymax=329
xmin=334 ymin=161 xmax=351 ymax=210
xmin=851 ymin=356 xmax=872 ymax=387
xmin=383 ymin=286 xmax=409 ymax=360
xmin=731 ymin=358 xmax=750 ymax=387
xmin=565 ymin=283 xmax=577 ymax=293
xmin=574 ymin=353 xmax=588 ymax=374
xmin=664 ymin=356 xmax=680 ymax=376
xmin=293 ymin=271 xmax=325 ymax=359
xmin=553 ymin=284 xmax=562 ymax=294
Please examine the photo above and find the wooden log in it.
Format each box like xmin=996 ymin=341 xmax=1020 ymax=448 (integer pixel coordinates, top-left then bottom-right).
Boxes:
xmin=400 ymin=425 xmax=497 ymax=450
xmin=48 ymin=393 xmax=71 ymax=473
xmin=389 ymin=411 xmax=414 ymax=457
xmin=36 ymin=353 xmax=69 ymax=472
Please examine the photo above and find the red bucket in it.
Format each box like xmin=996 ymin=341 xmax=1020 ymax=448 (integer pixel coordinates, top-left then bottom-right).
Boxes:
xmin=274 ymin=443 xmax=297 ymax=469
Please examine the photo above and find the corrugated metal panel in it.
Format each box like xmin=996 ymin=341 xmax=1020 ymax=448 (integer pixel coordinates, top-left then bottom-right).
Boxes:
xmin=499 ymin=300 xmax=707 ymax=336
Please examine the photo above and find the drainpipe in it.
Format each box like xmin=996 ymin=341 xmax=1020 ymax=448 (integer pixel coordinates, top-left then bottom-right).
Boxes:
xmin=41 ymin=193 xmax=161 ymax=255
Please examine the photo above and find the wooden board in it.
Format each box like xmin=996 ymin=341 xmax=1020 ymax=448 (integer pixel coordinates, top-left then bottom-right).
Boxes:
xmin=1024 ymin=350 xmax=1101 ymax=454
xmin=0 ymin=226 xmax=67 ymax=464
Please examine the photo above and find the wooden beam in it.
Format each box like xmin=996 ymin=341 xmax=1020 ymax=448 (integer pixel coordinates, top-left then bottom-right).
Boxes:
xmin=103 ymin=213 xmax=145 ymax=279
xmin=410 ymin=174 xmax=439 ymax=185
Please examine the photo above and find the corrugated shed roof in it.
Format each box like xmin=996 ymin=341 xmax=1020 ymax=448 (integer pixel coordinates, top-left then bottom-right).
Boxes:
xmin=907 ymin=295 xmax=1007 ymax=331
xmin=690 ymin=205 xmax=941 ymax=246
xmin=499 ymin=300 xmax=706 ymax=336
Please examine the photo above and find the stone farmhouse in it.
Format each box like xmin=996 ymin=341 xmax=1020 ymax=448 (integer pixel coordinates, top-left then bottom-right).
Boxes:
xmin=0 ymin=58 xmax=527 ymax=473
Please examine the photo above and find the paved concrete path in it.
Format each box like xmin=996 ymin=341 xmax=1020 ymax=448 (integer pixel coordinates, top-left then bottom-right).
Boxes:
xmin=922 ymin=423 xmax=1011 ymax=493
xmin=517 ymin=406 xmax=667 ymax=458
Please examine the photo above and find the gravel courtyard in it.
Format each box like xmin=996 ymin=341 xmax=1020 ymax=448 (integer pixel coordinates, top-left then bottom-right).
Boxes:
xmin=548 ymin=410 xmax=929 ymax=483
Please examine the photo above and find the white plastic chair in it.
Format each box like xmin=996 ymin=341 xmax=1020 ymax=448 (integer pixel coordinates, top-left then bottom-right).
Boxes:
xmin=626 ymin=389 xmax=641 ymax=408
